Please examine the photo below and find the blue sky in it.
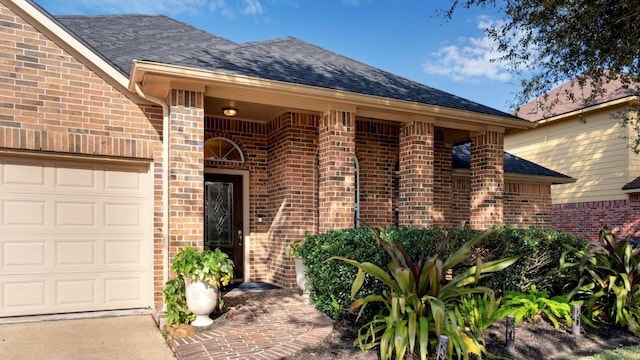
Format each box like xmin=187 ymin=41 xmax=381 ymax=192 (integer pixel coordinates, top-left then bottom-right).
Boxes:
xmin=35 ymin=0 xmax=522 ymax=112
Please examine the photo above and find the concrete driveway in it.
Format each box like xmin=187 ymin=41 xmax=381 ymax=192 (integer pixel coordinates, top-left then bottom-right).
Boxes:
xmin=0 ymin=314 xmax=176 ymax=360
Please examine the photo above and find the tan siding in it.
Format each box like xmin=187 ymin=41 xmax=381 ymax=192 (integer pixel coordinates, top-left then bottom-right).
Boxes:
xmin=627 ymin=114 xmax=640 ymax=181
xmin=506 ymin=109 xmax=630 ymax=203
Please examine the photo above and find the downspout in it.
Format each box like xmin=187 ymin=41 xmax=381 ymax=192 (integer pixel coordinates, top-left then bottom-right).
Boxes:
xmin=134 ymin=83 xmax=170 ymax=304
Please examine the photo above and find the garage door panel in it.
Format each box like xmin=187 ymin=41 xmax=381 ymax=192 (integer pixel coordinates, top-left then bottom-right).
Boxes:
xmin=104 ymin=167 xmax=145 ymax=192
xmin=2 ymin=241 xmax=46 ymax=268
xmin=56 ymin=279 xmax=96 ymax=305
xmin=105 ymin=277 xmax=144 ymax=302
xmin=104 ymin=240 xmax=143 ymax=266
xmin=0 ymin=157 xmax=152 ymax=317
xmin=56 ymin=201 xmax=96 ymax=226
xmin=56 ymin=240 xmax=96 ymax=266
xmin=104 ymin=202 xmax=144 ymax=228
xmin=2 ymin=199 xmax=47 ymax=226
xmin=1 ymin=160 xmax=46 ymax=187
xmin=55 ymin=166 xmax=97 ymax=190
xmin=3 ymin=280 xmax=47 ymax=309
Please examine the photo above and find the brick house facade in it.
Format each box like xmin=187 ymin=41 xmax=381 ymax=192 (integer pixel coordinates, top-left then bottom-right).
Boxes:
xmin=0 ymin=0 xmax=571 ymax=319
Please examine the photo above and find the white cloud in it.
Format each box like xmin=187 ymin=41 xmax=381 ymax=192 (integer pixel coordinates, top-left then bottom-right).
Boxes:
xmin=67 ymin=0 xmax=209 ymax=15
xmin=423 ymin=17 xmax=513 ymax=83
xmin=49 ymin=0 xmax=262 ymax=19
xmin=342 ymin=0 xmax=371 ymax=5
xmin=243 ymin=0 xmax=264 ymax=15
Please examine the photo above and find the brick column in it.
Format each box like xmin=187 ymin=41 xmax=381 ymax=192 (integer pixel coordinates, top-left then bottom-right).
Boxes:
xmin=470 ymin=130 xmax=504 ymax=229
xmin=398 ymin=121 xmax=434 ymax=227
xmin=318 ymin=110 xmax=356 ymax=231
xmin=433 ymin=128 xmax=453 ymax=226
xmin=167 ymin=89 xmax=205 ymax=255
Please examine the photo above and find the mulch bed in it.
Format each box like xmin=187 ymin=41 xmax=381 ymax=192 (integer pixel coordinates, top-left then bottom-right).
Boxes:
xmin=286 ymin=318 xmax=640 ymax=359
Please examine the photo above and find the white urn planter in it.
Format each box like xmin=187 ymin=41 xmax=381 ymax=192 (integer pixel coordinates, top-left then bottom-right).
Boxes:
xmin=294 ymin=257 xmax=311 ymax=303
xmin=184 ymin=278 xmax=218 ymax=327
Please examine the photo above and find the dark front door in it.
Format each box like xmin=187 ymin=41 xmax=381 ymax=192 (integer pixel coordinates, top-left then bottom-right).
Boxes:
xmin=204 ymin=173 xmax=244 ymax=280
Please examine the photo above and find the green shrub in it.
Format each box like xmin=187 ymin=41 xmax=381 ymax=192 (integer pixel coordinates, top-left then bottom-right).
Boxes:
xmin=568 ymin=228 xmax=640 ymax=336
xmin=476 ymin=227 xmax=588 ymax=296
xmin=330 ymin=228 xmax=519 ymax=360
xmin=301 ymin=226 xmax=587 ymax=323
xmin=300 ymin=227 xmax=390 ymax=322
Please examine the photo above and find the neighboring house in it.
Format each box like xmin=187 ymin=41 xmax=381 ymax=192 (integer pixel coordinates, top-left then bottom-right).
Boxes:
xmin=0 ymin=0 xmax=571 ymax=320
xmin=506 ymin=78 xmax=640 ymax=241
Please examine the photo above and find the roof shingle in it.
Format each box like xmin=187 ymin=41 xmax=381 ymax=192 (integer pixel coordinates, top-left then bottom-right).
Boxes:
xmin=453 ymin=143 xmax=572 ymax=182
xmin=55 ymin=14 xmax=518 ymax=118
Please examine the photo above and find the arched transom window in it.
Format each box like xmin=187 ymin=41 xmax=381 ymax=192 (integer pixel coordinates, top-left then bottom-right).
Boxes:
xmin=204 ymin=137 xmax=245 ymax=163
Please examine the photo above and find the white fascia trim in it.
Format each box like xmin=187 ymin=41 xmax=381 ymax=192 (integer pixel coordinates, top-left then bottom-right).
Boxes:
xmin=536 ymin=96 xmax=639 ymax=125
xmin=5 ymin=0 xmax=130 ymax=92
xmin=130 ymin=60 xmax=536 ymax=130
xmin=452 ymin=168 xmax=576 ymax=185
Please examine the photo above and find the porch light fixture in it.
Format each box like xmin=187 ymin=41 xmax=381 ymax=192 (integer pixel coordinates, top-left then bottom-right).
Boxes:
xmin=222 ymin=107 xmax=238 ymax=117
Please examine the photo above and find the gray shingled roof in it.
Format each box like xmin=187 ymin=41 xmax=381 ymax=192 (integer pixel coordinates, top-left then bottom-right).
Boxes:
xmin=622 ymin=176 xmax=640 ymax=191
xmin=56 ymin=15 xmax=237 ymax=76
xmin=54 ymin=14 xmax=518 ymax=118
xmin=453 ymin=143 xmax=572 ymax=182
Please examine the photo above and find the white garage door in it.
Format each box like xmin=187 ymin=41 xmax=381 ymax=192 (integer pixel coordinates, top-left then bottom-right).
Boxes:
xmin=0 ymin=156 xmax=153 ymax=317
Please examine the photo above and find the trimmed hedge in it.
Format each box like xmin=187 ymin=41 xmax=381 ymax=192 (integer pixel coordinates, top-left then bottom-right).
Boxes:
xmin=300 ymin=226 xmax=587 ymax=323
xmin=475 ymin=227 xmax=588 ymax=296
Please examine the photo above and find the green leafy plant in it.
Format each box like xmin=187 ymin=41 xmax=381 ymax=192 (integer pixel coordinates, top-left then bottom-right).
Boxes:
xmin=329 ymin=228 xmax=519 ymax=360
xmin=285 ymin=239 xmax=303 ymax=259
xmin=163 ymin=276 xmax=195 ymax=325
xmin=568 ymin=228 xmax=640 ymax=335
xmin=171 ymin=246 xmax=234 ymax=287
xmin=497 ymin=285 xmax=573 ymax=329
xmin=454 ymin=292 xmax=503 ymax=345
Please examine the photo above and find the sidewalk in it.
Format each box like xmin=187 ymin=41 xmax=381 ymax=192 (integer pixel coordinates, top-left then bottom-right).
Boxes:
xmin=169 ymin=287 xmax=333 ymax=360
xmin=0 ymin=313 xmax=176 ymax=360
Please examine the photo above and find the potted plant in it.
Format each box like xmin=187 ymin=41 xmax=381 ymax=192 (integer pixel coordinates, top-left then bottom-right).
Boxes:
xmin=285 ymin=239 xmax=310 ymax=302
xmin=171 ymin=246 xmax=234 ymax=327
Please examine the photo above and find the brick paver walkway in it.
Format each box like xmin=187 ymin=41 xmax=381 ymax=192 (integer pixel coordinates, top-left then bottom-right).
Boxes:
xmin=169 ymin=287 xmax=333 ymax=360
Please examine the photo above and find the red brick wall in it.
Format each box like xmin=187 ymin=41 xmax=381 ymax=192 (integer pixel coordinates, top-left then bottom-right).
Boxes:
xmin=167 ymin=90 xmax=204 ymax=257
xmin=552 ymin=193 xmax=640 ymax=240
xmin=433 ymin=128 xmax=453 ymax=226
xmin=470 ymin=131 xmax=504 ymax=229
xmin=451 ymin=178 xmax=471 ymax=226
xmin=452 ymin=178 xmax=552 ymax=229
xmin=503 ymin=182 xmax=552 ymax=228
xmin=0 ymin=3 xmax=166 ymax=306
xmin=398 ymin=121 xmax=434 ymax=226
xmin=355 ymin=119 xmax=399 ymax=227
xmin=267 ymin=113 xmax=318 ymax=286
xmin=318 ymin=110 xmax=355 ymax=231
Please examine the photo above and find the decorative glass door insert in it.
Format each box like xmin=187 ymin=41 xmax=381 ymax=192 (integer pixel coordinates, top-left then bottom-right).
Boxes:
xmin=205 ymin=181 xmax=233 ymax=248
